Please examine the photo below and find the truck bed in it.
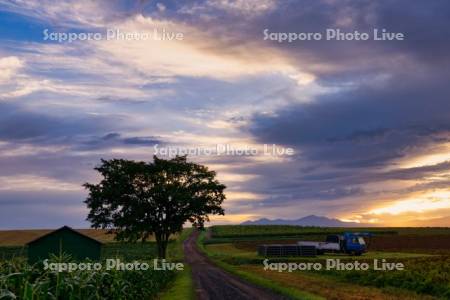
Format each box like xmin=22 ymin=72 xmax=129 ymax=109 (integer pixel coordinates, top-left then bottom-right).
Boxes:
xmin=298 ymin=241 xmax=340 ymax=251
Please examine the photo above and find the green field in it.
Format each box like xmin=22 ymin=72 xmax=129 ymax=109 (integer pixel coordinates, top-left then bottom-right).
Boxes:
xmin=0 ymin=242 xmax=159 ymax=260
xmin=1 ymin=226 xmax=449 ymax=299
xmin=210 ymin=225 xmax=450 ymax=239
xmin=200 ymin=226 xmax=450 ymax=300
xmin=0 ymin=229 xmax=194 ymax=300
xmin=0 ymin=256 xmax=174 ymax=300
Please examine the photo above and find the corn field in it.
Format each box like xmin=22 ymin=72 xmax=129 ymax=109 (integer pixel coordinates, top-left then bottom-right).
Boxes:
xmin=0 ymin=255 xmax=174 ymax=300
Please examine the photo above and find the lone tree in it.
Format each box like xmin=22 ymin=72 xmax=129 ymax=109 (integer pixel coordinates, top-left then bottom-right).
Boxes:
xmin=84 ymin=155 xmax=226 ymax=258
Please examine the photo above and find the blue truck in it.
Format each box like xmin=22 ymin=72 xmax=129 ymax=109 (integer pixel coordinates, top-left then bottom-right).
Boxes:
xmin=298 ymin=232 xmax=372 ymax=256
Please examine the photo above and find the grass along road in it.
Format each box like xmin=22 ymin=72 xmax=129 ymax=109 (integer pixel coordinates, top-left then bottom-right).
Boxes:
xmin=201 ymin=227 xmax=449 ymax=300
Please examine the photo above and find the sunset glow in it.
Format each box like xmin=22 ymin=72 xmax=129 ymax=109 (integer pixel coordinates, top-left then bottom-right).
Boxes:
xmin=369 ymin=192 xmax=450 ymax=216
xmin=0 ymin=0 xmax=449 ymax=228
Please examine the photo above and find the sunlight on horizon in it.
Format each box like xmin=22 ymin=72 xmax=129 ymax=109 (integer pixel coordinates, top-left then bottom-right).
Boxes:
xmin=368 ymin=191 xmax=450 ymax=216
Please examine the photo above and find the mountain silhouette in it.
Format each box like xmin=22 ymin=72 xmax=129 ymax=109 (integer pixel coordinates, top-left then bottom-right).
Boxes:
xmin=241 ymin=215 xmax=370 ymax=227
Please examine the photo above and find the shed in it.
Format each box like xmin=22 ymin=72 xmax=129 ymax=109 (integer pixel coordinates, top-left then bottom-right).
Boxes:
xmin=27 ymin=226 xmax=102 ymax=263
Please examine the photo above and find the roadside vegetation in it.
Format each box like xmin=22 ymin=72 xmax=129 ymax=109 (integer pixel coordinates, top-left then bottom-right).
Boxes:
xmin=200 ymin=226 xmax=450 ymax=300
xmin=0 ymin=254 xmax=174 ymax=299
xmin=160 ymin=228 xmax=195 ymax=300
xmin=0 ymin=229 xmax=194 ymax=299
xmin=210 ymin=225 xmax=450 ymax=239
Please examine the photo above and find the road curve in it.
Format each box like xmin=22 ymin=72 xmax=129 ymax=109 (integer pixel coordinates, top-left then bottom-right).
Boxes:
xmin=184 ymin=230 xmax=287 ymax=300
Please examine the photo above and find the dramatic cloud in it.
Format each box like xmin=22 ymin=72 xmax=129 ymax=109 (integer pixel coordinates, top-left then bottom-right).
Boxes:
xmin=0 ymin=0 xmax=449 ymax=227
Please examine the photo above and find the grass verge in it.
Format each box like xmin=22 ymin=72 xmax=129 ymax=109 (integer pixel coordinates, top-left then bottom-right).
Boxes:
xmin=159 ymin=228 xmax=195 ymax=300
xmin=160 ymin=265 xmax=195 ymax=300
xmin=200 ymin=233 xmax=449 ymax=300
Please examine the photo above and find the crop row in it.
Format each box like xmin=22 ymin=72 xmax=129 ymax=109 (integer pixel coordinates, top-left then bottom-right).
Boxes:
xmin=0 ymin=255 xmax=174 ymax=299
xmin=210 ymin=225 xmax=398 ymax=238
xmin=0 ymin=242 xmax=159 ymax=261
xmin=318 ymin=256 xmax=450 ymax=299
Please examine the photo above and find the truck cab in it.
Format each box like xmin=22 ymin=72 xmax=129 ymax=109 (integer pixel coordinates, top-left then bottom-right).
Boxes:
xmin=341 ymin=232 xmax=369 ymax=255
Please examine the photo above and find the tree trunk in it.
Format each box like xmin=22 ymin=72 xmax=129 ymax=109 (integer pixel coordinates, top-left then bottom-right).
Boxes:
xmin=155 ymin=234 xmax=168 ymax=258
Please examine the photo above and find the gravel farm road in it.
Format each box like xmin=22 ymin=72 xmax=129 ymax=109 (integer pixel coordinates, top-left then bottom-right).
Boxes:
xmin=184 ymin=230 xmax=287 ymax=300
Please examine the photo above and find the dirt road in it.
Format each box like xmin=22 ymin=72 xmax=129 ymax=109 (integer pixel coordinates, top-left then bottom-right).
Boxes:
xmin=184 ymin=230 xmax=287 ymax=300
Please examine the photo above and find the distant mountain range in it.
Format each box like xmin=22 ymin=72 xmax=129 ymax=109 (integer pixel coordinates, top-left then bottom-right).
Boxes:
xmin=241 ymin=215 xmax=370 ymax=227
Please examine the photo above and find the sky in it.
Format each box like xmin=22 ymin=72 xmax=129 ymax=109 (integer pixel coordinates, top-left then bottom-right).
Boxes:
xmin=0 ymin=0 xmax=449 ymax=228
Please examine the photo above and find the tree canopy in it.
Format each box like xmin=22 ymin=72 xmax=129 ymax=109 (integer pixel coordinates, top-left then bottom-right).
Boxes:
xmin=84 ymin=155 xmax=226 ymax=258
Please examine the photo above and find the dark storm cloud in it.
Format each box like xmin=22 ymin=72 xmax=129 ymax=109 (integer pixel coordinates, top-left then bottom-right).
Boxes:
xmin=249 ymin=71 xmax=450 ymax=169
xmin=0 ymin=102 xmax=114 ymax=143
xmin=0 ymin=191 xmax=89 ymax=229
xmin=96 ymin=96 xmax=147 ymax=104
xmin=381 ymin=161 xmax=450 ymax=181
xmin=0 ymin=102 xmax=160 ymax=151
xmin=0 ymin=190 xmax=85 ymax=206
xmin=244 ymin=69 xmax=450 ymax=204
xmin=233 ymin=0 xmax=450 ymax=209
xmin=78 ymin=132 xmax=161 ymax=150
xmin=123 ymin=136 xmax=160 ymax=145
xmin=1 ymin=0 xmax=449 ymax=225
xmin=172 ymin=0 xmax=450 ymax=82
xmin=272 ymin=0 xmax=450 ymax=79
xmin=0 ymin=153 xmax=97 ymax=182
